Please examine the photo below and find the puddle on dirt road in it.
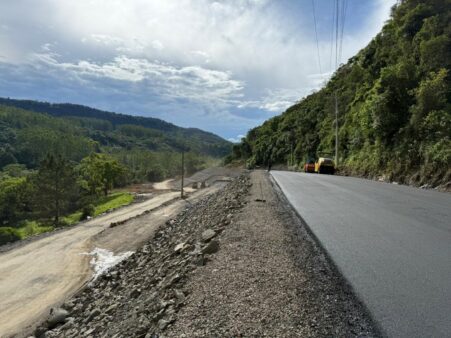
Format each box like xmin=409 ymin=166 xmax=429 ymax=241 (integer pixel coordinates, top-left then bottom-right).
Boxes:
xmin=81 ymin=248 xmax=133 ymax=281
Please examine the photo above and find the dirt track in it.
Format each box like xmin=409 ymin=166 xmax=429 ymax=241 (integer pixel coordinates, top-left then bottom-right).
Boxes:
xmin=0 ymin=179 xmax=225 ymax=337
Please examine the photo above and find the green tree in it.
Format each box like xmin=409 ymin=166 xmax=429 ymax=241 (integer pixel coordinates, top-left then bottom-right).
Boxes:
xmin=35 ymin=154 xmax=78 ymax=224
xmin=0 ymin=176 xmax=32 ymax=225
xmin=79 ymin=153 xmax=127 ymax=196
xmin=410 ymin=68 xmax=448 ymax=126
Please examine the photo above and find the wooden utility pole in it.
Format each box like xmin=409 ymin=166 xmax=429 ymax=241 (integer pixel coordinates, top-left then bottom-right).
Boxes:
xmin=181 ymin=149 xmax=185 ymax=199
xmin=334 ymin=92 xmax=339 ymax=166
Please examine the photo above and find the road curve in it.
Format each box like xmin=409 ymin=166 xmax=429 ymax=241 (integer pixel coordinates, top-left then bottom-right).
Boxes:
xmin=271 ymin=171 xmax=451 ymax=338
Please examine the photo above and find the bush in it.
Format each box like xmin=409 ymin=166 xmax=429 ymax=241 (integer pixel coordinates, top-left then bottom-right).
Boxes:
xmin=81 ymin=204 xmax=95 ymax=220
xmin=146 ymin=168 xmax=166 ymax=182
xmin=15 ymin=221 xmax=54 ymax=237
xmin=0 ymin=227 xmax=21 ymax=245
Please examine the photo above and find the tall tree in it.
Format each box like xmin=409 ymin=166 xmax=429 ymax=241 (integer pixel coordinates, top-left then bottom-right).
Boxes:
xmin=35 ymin=154 xmax=78 ymax=224
xmin=0 ymin=176 xmax=31 ymax=226
xmin=78 ymin=153 xmax=126 ymax=196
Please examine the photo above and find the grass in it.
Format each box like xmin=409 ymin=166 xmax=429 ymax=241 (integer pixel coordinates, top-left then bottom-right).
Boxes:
xmin=63 ymin=211 xmax=83 ymax=225
xmin=94 ymin=192 xmax=134 ymax=216
xmin=63 ymin=192 xmax=134 ymax=225
xmin=0 ymin=192 xmax=134 ymax=245
xmin=15 ymin=221 xmax=54 ymax=239
xmin=0 ymin=221 xmax=54 ymax=245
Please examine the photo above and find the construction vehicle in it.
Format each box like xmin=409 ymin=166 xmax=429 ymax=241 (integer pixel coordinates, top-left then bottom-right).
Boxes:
xmin=314 ymin=157 xmax=335 ymax=174
xmin=303 ymin=159 xmax=315 ymax=173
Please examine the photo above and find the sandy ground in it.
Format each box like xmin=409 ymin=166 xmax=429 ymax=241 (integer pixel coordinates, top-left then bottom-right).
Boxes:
xmin=152 ymin=179 xmax=174 ymax=190
xmin=0 ymin=182 xmax=223 ymax=337
xmin=171 ymin=166 xmax=241 ymax=189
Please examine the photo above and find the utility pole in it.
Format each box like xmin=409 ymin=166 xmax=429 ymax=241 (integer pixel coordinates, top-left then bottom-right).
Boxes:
xmin=181 ymin=149 xmax=185 ymax=199
xmin=334 ymin=92 xmax=339 ymax=166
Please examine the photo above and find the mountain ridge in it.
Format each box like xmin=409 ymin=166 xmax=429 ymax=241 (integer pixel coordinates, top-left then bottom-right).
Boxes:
xmin=0 ymin=97 xmax=228 ymax=145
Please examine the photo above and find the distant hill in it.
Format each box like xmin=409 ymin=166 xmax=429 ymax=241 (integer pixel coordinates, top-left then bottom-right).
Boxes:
xmin=0 ymin=98 xmax=231 ymax=162
xmin=229 ymin=0 xmax=450 ymax=187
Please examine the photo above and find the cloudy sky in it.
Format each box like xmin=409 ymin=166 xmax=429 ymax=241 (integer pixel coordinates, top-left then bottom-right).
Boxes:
xmin=0 ymin=0 xmax=396 ymax=142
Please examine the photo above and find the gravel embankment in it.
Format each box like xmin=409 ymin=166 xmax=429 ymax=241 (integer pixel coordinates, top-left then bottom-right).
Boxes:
xmin=35 ymin=175 xmax=251 ymax=337
xmin=35 ymin=171 xmax=379 ymax=337
xmin=166 ymin=170 xmax=379 ymax=337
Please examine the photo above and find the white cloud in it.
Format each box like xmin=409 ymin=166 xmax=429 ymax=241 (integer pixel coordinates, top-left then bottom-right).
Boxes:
xmin=0 ymin=0 xmax=396 ymax=138
xmin=29 ymin=52 xmax=244 ymax=107
xmin=151 ymin=40 xmax=164 ymax=51
xmin=228 ymin=134 xmax=246 ymax=143
xmin=238 ymin=88 xmax=306 ymax=113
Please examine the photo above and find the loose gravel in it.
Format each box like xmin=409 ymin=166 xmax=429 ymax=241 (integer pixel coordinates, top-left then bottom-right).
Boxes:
xmin=166 ymin=170 xmax=379 ymax=337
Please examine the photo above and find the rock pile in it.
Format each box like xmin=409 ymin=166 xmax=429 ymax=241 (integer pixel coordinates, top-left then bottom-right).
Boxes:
xmin=35 ymin=174 xmax=251 ymax=338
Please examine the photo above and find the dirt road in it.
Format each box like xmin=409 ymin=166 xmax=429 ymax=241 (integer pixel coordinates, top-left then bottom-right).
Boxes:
xmin=0 ymin=183 xmax=223 ymax=337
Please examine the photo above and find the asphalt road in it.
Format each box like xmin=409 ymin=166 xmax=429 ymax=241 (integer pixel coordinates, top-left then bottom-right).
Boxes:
xmin=271 ymin=171 xmax=451 ymax=338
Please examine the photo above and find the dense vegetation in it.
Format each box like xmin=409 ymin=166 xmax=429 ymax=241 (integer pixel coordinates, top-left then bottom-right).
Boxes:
xmin=0 ymin=101 xmax=229 ymax=181
xmin=0 ymin=100 xmax=230 ymax=244
xmin=229 ymin=0 xmax=450 ymax=187
xmin=0 ymin=154 xmax=133 ymax=244
xmin=0 ymin=98 xmax=231 ymax=160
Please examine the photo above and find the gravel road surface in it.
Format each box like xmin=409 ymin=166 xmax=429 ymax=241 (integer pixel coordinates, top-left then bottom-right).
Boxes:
xmin=271 ymin=170 xmax=451 ymax=338
xmin=167 ymin=171 xmax=377 ymax=337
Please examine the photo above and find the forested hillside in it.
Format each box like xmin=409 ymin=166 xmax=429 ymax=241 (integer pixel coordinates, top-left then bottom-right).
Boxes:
xmin=0 ymin=101 xmax=230 ymax=243
xmin=229 ymin=0 xmax=450 ymax=187
xmin=0 ymin=100 xmax=231 ymax=177
xmin=0 ymin=98 xmax=231 ymax=159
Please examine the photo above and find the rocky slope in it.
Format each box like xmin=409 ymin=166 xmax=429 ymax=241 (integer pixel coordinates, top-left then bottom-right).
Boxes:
xmin=35 ymin=175 xmax=250 ymax=337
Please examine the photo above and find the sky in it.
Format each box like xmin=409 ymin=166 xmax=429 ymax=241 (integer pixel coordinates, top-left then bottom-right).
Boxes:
xmin=0 ymin=0 xmax=396 ymax=142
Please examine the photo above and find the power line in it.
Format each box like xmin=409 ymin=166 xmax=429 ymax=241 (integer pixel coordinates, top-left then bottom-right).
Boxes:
xmin=311 ymin=0 xmax=322 ymax=76
xmin=329 ymin=0 xmax=336 ymax=71
xmin=338 ymin=0 xmax=348 ymax=65
xmin=335 ymin=0 xmax=340 ymax=70
xmin=328 ymin=0 xmax=348 ymax=72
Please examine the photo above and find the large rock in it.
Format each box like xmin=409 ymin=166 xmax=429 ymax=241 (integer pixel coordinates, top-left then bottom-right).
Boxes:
xmin=202 ymin=240 xmax=219 ymax=254
xmin=201 ymin=229 xmax=217 ymax=242
xmin=47 ymin=308 xmax=69 ymax=329
xmin=158 ymin=318 xmax=171 ymax=330
xmin=86 ymin=308 xmax=101 ymax=323
xmin=174 ymin=242 xmax=189 ymax=253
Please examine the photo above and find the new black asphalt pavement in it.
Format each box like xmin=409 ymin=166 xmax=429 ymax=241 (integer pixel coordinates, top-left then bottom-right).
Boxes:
xmin=271 ymin=171 xmax=451 ymax=338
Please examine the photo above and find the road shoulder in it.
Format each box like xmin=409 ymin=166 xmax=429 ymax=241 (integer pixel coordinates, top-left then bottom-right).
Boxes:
xmin=167 ymin=170 xmax=379 ymax=337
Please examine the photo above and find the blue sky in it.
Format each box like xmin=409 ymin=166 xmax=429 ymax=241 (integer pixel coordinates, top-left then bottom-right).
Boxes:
xmin=0 ymin=0 xmax=396 ymax=142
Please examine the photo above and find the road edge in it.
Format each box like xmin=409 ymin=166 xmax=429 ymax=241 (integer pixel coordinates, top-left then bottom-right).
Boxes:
xmin=268 ymin=171 xmax=386 ymax=338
